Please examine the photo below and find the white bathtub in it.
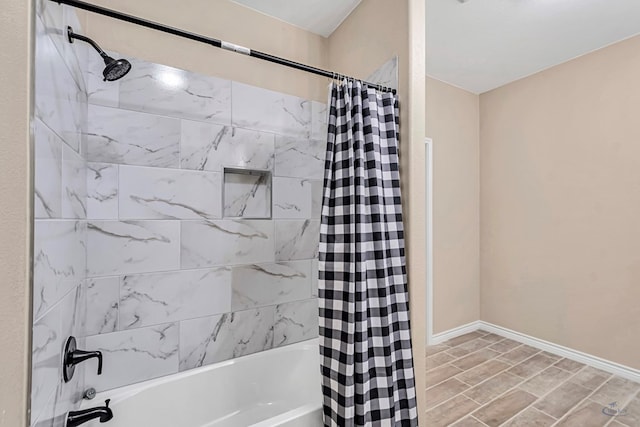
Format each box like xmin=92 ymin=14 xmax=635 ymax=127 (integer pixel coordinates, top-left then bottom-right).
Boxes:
xmin=78 ymin=339 xmax=323 ymax=427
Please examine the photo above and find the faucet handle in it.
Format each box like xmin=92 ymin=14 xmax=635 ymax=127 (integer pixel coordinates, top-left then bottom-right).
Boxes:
xmin=63 ymin=336 xmax=104 ymax=382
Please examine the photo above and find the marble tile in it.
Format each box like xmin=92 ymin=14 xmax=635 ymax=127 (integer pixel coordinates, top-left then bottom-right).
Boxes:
xmin=119 ymin=59 xmax=231 ymax=124
xmin=85 ymin=47 xmax=120 ymax=107
xmin=84 ymin=323 xmax=179 ymax=391
xmin=59 ymin=283 xmax=87 ymax=340
xmin=366 ymin=56 xmax=399 ymax=91
xmin=520 ymin=366 xmax=573 ymax=397
xmin=179 ymin=307 xmax=275 ymax=370
xmin=273 ymin=298 xmax=318 ymax=347
xmin=223 ymin=170 xmax=271 ymax=218
xmin=87 ymin=162 xmax=118 ymax=220
xmin=425 ymin=395 xmax=479 ymax=427
xmin=310 ymin=258 xmax=318 ymax=297
xmin=426 ymin=378 xmax=470 ymax=410
xmin=181 ymin=220 xmax=274 ymax=269
xmin=86 ymin=220 xmax=180 ymax=276
xmin=120 ymin=267 xmax=232 ymax=330
xmin=472 ymin=389 xmax=537 ymax=427
xmin=33 ymin=220 xmax=86 ymax=320
xmin=274 ymin=135 xmax=325 ymax=179
xmin=272 ymin=177 xmax=313 ymax=219
xmin=35 ymin=17 xmax=86 ymax=153
xmin=36 ymin=2 xmax=87 ymax=92
xmin=180 ymin=121 xmax=275 ymax=172
xmin=311 ymin=180 xmax=323 ymax=218
xmin=34 ymin=119 xmax=63 ymax=219
xmin=232 ymin=82 xmax=311 ymax=138
xmin=501 ymin=407 xmax=555 ymax=427
xmin=427 ymin=364 xmax=464 ymax=388
xmin=311 ymin=101 xmax=328 ymax=142
xmin=231 ymin=261 xmax=311 ymax=310
xmin=534 ymin=381 xmax=592 ymax=419
xmin=84 ymin=277 xmax=119 ymax=336
xmin=119 ymin=165 xmax=222 ymax=220
xmin=31 ymin=305 xmax=61 ymax=425
xmin=85 ymin=104 xmax=180 ymax=168
xmin=275 ymin=219 xmax=320 ymax=261
xmin=32 ymin=387 xmax=58 ymax=427
xmin=61 ymin=142 xmax=87 ymax=219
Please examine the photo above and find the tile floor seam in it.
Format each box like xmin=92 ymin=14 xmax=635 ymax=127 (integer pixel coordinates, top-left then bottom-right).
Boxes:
xmin=472 ymin=415 xmax=491 ymax=426
xmin=489 ymin=359 xmax=587 ymax=426
xmin=548 ymin=371 xmax=617 ymax=427
xmin=607 ymin=385 xmax=640 ymax=427
xmin=427 ymin=332 xmax=640 ymax=427
xmin=427 ymin=341 xmax=551 ymax=391
xmin=455 ymin=357 xmax=512 ymax=386
xmin=428 ymin=352 xmax=572 ymax=424
xmin=427 ymin=344 xmax=507 ymax=389
xmin=473 ymin=354 xmax=599 ymax=426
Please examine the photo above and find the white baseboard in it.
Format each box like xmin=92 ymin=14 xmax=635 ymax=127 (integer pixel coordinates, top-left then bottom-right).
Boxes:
xmin=429 ymin=321 xmax=481 ymax=345
xmin=428 ymin=320 xmax=640 ymax=384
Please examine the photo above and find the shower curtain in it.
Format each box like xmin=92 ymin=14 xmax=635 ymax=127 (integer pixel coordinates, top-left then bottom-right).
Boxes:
xmin=319 ymin=81 xmax=418 ymax=427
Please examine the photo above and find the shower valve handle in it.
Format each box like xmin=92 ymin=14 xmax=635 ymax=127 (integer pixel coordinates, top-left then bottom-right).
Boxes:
xmin=63 ymin=336 xmax=104 ymax=382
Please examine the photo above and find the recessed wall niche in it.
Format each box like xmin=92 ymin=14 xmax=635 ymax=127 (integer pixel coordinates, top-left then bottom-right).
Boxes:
xmin=223 ymin=167 xmax=272 ymax=219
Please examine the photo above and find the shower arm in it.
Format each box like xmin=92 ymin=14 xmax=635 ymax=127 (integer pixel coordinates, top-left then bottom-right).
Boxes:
xmin=66 ymin=26 xmax=109 ymax=60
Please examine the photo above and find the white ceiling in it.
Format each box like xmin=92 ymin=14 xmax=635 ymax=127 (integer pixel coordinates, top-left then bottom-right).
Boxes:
xmin=230 ymin=0 xmax=361 ymax=37
xmin=427 ymin=0 xmax=640 ymax=94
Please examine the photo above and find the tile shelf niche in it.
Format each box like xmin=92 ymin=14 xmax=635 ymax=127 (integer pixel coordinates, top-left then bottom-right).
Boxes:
xmin=223 ymin=167 xmax=272 ymax=219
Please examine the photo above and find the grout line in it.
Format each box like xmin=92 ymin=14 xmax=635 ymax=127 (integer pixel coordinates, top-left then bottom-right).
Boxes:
xmin=471 ymin=415 xmax=491 ymax=426
xmin=545 ymin=366 xmax=617 ymax=427
xmin=490 ymin=362 xmax=590 ymax=426
xmin=601 ymin=384 xmax=640 ymax=427
xmin=427 ymin=341 xmax=593 ymax=425
xmin=428 ymin=335 xmax=640 ymax=427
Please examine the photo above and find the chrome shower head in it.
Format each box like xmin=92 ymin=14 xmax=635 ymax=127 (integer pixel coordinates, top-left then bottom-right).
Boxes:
xmin=67 ymin=26 xmax=132 ymax=82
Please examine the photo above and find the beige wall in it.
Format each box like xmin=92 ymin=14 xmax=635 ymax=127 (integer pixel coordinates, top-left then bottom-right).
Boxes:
xmin=480 ymin=34 xmax=640 ymax=370
xmin=0 ymin=0 xmax=32 ymax=425
xmin=85 ymin=0 xmax=329 ymax=101
xmin=426 ymin=77 xmax=480 ymax=334
xmin=328 ymin=0 xmax=427 ymax=416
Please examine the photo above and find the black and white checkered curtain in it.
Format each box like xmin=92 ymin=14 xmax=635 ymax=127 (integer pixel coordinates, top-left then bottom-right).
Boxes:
xmin=319 ymin=81 xmax=419 ymax=427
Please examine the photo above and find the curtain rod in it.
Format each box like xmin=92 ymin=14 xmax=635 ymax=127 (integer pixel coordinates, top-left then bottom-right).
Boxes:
xmin=51 ymin=0 xmax=397 ymax=94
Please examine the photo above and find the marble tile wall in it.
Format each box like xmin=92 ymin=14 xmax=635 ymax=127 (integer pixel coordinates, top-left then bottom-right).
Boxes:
xmin=78 ymin=52 xmax=326 ymax=393
xmin=32 ymin=1 xmax=89 ymax=426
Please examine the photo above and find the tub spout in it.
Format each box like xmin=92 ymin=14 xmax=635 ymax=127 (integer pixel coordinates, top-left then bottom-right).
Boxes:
xmin=66 ymin=399 xmax=113 ymax=427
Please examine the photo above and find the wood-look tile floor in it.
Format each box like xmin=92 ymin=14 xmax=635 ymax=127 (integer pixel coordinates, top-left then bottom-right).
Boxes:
xmin=425 ymin=330 xmax=640 ymax=427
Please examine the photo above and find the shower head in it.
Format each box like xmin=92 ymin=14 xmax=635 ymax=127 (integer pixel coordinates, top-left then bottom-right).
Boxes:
xmin=102 ymin=57 xmax=132 ymax=82
xmin=67 ymin=26 xmax=132 ymax=82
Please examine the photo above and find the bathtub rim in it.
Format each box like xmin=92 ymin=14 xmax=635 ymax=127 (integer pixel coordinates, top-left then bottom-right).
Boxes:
xmin=81 ymin=338 xmax=320 ymax=407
